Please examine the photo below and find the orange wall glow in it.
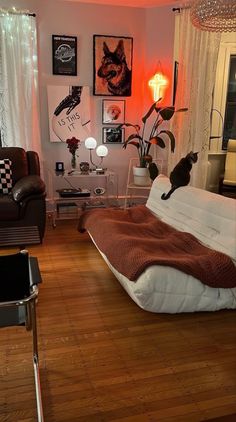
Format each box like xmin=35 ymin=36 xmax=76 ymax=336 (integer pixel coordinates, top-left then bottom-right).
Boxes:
xmin=148 ymin=72 xmax=168 ymax=102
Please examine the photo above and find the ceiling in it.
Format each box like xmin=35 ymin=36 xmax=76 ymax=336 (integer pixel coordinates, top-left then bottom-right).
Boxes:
xmin=62 ymin=0 xmax=180 ymax=7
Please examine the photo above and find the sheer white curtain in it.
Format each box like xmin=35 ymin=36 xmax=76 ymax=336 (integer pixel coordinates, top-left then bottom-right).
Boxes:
xmin=0 ymin=11 xmax=41 ymax=155
xmin=169 ymin=8 xmax=221 ymax=188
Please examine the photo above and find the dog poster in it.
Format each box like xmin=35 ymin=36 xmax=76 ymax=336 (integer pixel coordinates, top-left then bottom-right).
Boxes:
xmin=47 ymin=85 xmax=91 ymax=142
xmin=93 ymin=35 xmax=133 ymax=97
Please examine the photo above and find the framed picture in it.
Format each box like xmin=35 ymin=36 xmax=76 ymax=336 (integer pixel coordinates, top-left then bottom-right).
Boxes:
xmin=102 ymin=127 xmax=125 ymax=144
xmin=52 ymin=35 xmax=77 ymax=76
xmin=93 ymin=35 xmax=133 ymax=96
xmin=47 ymin=85 xmax=91 ymax=142
xmin=172 ymin=61 xmax=179 ymax=106
xmin=102 ymin=99 xmax=125 ymax=124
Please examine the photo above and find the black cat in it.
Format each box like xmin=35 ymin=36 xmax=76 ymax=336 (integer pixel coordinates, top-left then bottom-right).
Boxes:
xmin=161 ymin=151 xmax=198 ymax=200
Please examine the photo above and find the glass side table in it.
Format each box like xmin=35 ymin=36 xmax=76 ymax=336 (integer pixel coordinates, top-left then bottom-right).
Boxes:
xmin=47 ymin=169 xmax=118 ymax=227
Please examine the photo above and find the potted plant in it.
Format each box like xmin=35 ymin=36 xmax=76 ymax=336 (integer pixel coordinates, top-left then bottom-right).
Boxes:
xmin=118 ymin=98 xmax=188 ymax=185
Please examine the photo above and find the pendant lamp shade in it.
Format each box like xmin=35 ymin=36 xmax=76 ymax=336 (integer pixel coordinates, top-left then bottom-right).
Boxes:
xmin=191 ymin=0 xmax=236 ymax=32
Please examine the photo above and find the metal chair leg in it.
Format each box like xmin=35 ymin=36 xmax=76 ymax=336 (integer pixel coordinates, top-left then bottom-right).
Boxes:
xmin=31 ymin=299 xmax=44 ymax=422
xmin=25 ymin=302 xmax=32 ymax=330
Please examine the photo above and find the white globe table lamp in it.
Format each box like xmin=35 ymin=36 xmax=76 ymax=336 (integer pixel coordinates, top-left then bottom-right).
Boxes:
xmin=85 ymin=138 xmax=108 ymax=173
xmin=85 ymin=137 xmax=97 ymax=171
xmin=96 ymin=145 xmax=108 ymax=173
xmin=85 ymin=137 xmax=97 ymax=150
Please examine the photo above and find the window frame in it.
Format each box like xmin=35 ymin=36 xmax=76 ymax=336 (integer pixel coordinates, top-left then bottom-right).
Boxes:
xmin=210 ymin=36 xmax=236 ymax=153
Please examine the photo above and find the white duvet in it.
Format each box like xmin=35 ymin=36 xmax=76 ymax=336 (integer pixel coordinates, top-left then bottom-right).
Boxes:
xmin=90 ymin=175 xmax=236 ymax=313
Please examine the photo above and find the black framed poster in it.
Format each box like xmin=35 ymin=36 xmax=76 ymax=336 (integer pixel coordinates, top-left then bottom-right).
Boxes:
xmin=52 ymin=35 xmax=77 ymax=76
xmin=102 ymin=127 xmax=124 ymax=144
xmin=93 ymin=35 xmax=133 ymax=96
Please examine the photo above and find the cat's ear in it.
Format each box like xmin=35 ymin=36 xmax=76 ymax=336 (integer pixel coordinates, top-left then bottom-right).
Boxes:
xmin=192 ymin=152 xmax=199 ymax=162
xmin=187 ymin=151 xmax=193 ymax=159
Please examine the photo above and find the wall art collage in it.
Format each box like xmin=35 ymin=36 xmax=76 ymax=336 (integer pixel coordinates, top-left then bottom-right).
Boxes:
xmin=48 ymin=34 xmax=133 ymax=144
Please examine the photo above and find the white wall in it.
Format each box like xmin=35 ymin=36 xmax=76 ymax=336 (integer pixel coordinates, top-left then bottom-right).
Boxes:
xmin=145 ymin=5 xmax=175 ymax=107
xmin=145 ymin=6 xmax=175 ymax=171
xmin=0 ymin=0 xmax=175 ymax=195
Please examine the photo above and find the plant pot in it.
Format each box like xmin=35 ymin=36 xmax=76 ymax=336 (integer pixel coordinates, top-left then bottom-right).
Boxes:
xmin=133 ymin=166 xmax=150 ymax=186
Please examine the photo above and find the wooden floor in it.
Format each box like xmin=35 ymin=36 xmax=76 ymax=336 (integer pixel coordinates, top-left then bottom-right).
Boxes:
xmin=0 ymin=219 xmax=236 ymax=422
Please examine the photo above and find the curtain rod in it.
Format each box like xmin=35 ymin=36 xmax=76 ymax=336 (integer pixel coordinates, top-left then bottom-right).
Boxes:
xmin=172 ymin=5 xmax=191 ymax=12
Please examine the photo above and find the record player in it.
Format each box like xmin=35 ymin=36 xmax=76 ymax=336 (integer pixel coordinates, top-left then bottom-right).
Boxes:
xmin=56 ymin=188 xmax=91 ymax=198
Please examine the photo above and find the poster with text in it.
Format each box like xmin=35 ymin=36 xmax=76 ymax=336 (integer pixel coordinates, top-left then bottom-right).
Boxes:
xmin=47 ymin=85 xmax=91 ymax=143
xmin=52 ymin=35 xmax=77 ymax=76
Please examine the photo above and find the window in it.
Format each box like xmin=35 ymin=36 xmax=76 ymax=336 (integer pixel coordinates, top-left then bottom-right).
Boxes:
xmin=0 ymin=12 xmax=40 ymax=151
xmin=222 ymin=55 xmax=236 ymax=149
xmin=210 ymin=34 xmax=236 ymax=153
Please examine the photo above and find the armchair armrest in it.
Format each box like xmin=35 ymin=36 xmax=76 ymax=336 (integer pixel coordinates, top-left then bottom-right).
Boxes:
xmin=11 ymin=175 xmax=46 ymax=202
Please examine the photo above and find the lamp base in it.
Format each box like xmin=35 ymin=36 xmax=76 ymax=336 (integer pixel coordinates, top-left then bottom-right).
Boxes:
xmin=96 ymin=168 xmax=105 ymax=174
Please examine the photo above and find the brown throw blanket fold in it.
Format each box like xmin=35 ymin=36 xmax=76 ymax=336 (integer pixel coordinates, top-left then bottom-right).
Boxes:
xmin=78 ymin=205 xmax=236 ymax=288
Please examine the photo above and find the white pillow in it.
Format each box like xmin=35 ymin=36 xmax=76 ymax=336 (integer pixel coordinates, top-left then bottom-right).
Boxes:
xmin=0 ymin=159 xmax=12 ymax=194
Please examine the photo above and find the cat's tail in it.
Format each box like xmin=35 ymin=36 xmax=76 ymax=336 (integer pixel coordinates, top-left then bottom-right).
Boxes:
xmin=161 ymin=186 xmax=176 ymax=200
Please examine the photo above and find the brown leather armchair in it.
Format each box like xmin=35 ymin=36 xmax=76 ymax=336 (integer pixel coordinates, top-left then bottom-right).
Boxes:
xmin=0 ymin=147 xmax=46 ymax=241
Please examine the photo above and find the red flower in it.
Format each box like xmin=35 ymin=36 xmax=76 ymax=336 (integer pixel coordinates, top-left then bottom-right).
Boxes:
xmin=66 ymin=137 xmax=80 ymax=155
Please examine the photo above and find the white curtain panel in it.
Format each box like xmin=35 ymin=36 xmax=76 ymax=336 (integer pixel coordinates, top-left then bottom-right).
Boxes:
xmin=0 ymin=12 xmax=41 ymax=155
xmin=169 ymin=8 xmax=221 ymax=189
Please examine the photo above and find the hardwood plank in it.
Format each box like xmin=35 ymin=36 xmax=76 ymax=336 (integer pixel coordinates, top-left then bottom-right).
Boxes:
xmin=205 ymin=413 xmax=236 ymax=421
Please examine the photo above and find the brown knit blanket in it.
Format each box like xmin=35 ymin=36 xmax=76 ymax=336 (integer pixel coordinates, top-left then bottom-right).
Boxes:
xmin=78 ymin=205 xmax=236 ymax=288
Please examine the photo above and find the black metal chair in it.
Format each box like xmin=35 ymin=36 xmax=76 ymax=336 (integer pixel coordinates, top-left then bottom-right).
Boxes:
xmin=0 ymin=250 xmax=44 ymax=422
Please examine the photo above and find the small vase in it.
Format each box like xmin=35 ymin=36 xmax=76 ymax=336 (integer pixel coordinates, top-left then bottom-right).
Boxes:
xmin=71 ymin=154 xmax=76 ymax=170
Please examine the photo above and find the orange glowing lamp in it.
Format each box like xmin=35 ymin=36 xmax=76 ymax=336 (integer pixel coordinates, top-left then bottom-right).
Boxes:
xmin=148 ymin=72 xmax=168 ymax=102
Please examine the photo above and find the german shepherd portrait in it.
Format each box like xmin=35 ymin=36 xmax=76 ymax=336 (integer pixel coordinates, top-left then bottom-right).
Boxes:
xmin=96 ymin=39 xmax=132 ymax=96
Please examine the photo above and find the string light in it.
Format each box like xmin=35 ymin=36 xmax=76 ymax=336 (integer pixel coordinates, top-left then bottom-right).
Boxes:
xmin=0 ymin=8 xmax=38 ymax=84
xmin=0 ymin=7 xmax=30 ymax=16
